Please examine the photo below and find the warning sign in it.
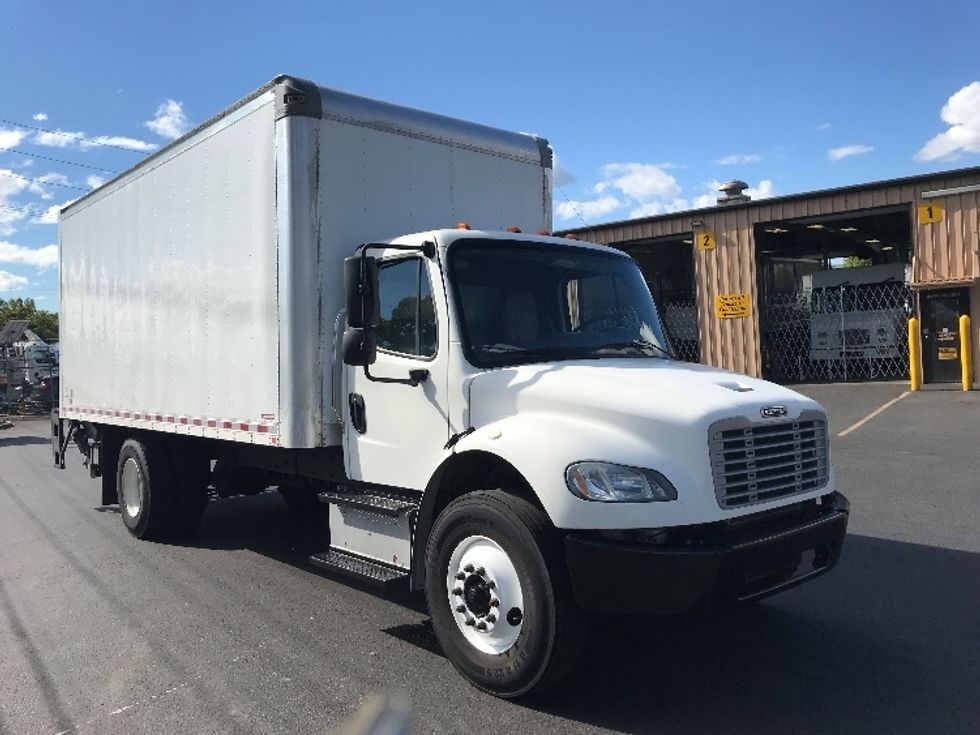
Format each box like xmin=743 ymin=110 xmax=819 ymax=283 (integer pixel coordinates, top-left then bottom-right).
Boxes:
xmin=938 ymin=347 xmax=958 ymax=361
xmin=697 ymin=232 xmax=717 ymax=251
xmin=715 ymin=293 xmax=751 ymax=319
xmin=918 ymin=203 xmax=944 ymax=225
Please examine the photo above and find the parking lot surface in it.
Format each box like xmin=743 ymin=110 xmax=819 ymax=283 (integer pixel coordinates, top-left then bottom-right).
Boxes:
xmin=1 ymin=384 xmax=978 ymax=735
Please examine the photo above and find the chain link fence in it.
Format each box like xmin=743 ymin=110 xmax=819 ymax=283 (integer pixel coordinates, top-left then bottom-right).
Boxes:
xmin=761 ymin=281 xmax=913 ymax=383
xmin=662 ymin=299 xmax=700 ymax=363
xmin=0 ymin=352 xmax=59 ymax=417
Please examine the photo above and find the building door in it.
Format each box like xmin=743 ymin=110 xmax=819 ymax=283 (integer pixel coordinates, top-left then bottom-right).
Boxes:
xmin=921 ymin=288 xmax=969 ymax=383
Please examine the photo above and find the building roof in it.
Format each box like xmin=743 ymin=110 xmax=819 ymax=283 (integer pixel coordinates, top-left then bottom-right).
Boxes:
xmin=560 ymin=164 xmax=980 ymax=234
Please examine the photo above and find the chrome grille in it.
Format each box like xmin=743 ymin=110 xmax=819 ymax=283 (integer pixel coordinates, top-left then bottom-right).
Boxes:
xmin=709 ymin=415 xmax=829 ymax=509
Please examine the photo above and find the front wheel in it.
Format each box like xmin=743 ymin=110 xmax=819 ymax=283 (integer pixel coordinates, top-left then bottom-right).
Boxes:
xmin=425 ymin=490 xmax=586 ymax=697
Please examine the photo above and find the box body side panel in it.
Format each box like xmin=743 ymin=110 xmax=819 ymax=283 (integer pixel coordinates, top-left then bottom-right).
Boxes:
xmin=59 ymin=98 xmax=281 ymax=444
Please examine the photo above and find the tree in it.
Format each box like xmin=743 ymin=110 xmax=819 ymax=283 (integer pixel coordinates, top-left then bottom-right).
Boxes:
xmin=0 ymin=298 xmax=59 ymax=341
xmin=841 ymin=256 xmax=873 ymax=269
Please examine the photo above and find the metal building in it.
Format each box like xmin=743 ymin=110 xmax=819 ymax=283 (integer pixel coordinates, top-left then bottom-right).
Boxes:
xmin=562 ymin=166 xmax=980 ymax=386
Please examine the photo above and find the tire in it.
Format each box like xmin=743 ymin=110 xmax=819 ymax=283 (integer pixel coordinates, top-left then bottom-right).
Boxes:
xmin=116 ymin=438 xmax=175 ymax=540
xmin=425 ymin=490 xmax=587 ymax=698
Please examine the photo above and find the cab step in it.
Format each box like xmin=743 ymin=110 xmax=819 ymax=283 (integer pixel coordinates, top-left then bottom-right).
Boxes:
xmin=318 ymin=488 xmax=419 ymax=517
xmin=309 ymin=548 xmax=409 ymax=587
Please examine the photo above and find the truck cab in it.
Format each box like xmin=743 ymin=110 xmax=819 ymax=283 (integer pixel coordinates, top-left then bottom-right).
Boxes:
xmin=335 ymin=227 xmax=848 ymax=695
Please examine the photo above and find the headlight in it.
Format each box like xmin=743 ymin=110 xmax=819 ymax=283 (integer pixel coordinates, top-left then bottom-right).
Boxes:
xmin=565 ymin=462 xmax=677 ymax=502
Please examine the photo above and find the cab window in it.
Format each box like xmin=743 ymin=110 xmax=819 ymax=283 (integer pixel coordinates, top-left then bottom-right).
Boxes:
xmin=375 ymin=258 xmax=436 ymax=357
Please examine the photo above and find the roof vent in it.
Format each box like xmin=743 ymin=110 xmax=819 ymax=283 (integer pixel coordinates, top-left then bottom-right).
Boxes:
xmin=717 ymin=179 xmax=750 ymax=205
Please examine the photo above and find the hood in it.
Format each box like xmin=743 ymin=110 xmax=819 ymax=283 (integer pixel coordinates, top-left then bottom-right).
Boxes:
xmin=468 ymin=358 xmax=822 ymax=429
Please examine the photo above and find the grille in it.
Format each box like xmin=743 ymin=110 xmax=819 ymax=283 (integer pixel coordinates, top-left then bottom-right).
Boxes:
xmin=709 ymin=416 xmax=829 ymax=509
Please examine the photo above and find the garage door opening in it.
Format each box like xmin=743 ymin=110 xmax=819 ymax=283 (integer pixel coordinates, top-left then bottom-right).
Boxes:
xmin=755 ymin=206 xmax=914 ymax=382
xmin=618 ymin=235 xmax=699 ymax=362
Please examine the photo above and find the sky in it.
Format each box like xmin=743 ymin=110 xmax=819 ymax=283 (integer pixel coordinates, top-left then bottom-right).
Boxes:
xmin=2 ymin=0 xmax=980 ymax=309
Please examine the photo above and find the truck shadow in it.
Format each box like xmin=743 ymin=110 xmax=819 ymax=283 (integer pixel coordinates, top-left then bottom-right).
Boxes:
xmin=0 ymin=435 xmax=52 ymax=448
xmin=519 ymin=534 xmax=980 ymax=734
xmin=165 ymin=497 xmax=980 ymax=734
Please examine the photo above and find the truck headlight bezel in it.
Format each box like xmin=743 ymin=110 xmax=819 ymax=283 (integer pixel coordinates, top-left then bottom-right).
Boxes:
xmin=565 ymin=462 xmax=678 ymax=503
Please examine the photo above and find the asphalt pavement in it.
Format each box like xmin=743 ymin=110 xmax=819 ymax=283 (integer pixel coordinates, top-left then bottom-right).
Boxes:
xmin=1 ymin=384 xmax=978 ymax=735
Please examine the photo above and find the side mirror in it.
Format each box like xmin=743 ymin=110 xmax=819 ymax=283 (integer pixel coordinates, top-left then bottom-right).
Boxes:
xmin=342 ymin=328 xmax=377 ymax=366
xmin=344 ymin=255 xmax=381 ymax=329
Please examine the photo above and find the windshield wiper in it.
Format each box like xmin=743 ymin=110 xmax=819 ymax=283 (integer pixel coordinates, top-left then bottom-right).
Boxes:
xmin=480 ymin=344 xmax=592 ymax=361
xmin=593 ymin=339 xmax=674 ymax=359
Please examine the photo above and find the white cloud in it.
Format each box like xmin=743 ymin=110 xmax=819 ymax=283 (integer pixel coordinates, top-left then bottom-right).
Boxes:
xmin=746 ymin=179 xmax=776 ymax=199
xmin=145 ymin=99 xmax=190 ymax=140
xmin=599 ymin=163 xmax=681 ymax=201
xmin=27 ymin=172 xmax=70 ymax=200
xmin=33 ymin=129 xmax=85 ymax=147
xmin=0 ymin=270 xmax=29 ymax=290
xmin=0 ymin=170 xmax=29 ymax=235
xmin=915 ymin=81 xmax=980 ymax=161
xmin=629 ymin=198 xmax=691 ymax=218
xmin=33 ymin=113 xmax=48 ymax=122
xmin=79 ymin=135 xmax=157 ymax=152
xmin=32 ymin=198 xmax=76 ymax=225
xmin=817 ymin=123 xmax=832 ymax=131
xmin=715 ymin=153 xmax=761 ymax=165
xmin=692 ymin=193 xmax=717 ymax=209
xmin=827 ymin=144 xmax=874 ymax=161
xmin=86 ymin=174 xmax=106 ymax=189
xmin=0 ymin=241 xmax=58 ymax=269
xmin=0 ymin=128 xmax=28 ymax=150
xmin=556 ymin=195 xmax=621 ymax=221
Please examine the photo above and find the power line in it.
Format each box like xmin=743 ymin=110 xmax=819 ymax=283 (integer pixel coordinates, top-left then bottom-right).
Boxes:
xmin=0 ymin=147 xmax=117 ymax=173
xmin=0 ymin=117 xmax=153 ymax=154
xmin=0 ymin=203 xmax=55 ymax=219
xmin=0 ymin=170 xmax=90 ymax=193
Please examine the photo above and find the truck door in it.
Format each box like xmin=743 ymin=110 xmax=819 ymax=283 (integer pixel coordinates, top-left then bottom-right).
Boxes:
xmin=344 ymin=254 xmax=450 ymax=489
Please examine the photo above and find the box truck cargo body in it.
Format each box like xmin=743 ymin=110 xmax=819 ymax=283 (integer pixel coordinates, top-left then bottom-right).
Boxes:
xmin=59 ymin=77 xmax=550 ymax=449
xmin=54 ymin=76 xmax=848 ymax=697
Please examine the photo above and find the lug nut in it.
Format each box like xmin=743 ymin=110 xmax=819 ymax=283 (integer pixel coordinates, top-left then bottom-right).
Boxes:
xmin=465 ymin=617 xmax=475 ymax=626
xmin=476 ymin=621 xmax=488 ymax=631
xmin=486 ymin=613 xmax=497 ymax=623
xmin=490 ymin=599 xmax=499 ymax=607
xmin=475 ymin=566 xmax=485 ymax=576
xmin=455 ymin=572 xmax=466 ymax=580
xmin=453 ymin=587 xmax=462 ymax=596
xmin=487 ymin=580 xmax=496 ymax=589
xmin=456 ymin=605 xmax=466 ymax=613
xmin=463 ymin=564 xmax=474 ymax=573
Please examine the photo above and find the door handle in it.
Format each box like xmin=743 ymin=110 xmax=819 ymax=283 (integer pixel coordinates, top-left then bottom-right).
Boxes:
xmin=348 ymin=393 xmax=367 ymax=434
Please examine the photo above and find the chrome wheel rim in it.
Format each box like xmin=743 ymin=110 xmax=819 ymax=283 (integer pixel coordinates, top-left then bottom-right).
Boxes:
xmin=120 ymin=457 xmax=143 ymax=520
xmin=446 ymin=535 xmax=524 ymax=655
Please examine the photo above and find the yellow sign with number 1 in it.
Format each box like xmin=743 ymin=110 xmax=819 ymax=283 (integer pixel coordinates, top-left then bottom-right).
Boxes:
xmin=697 ymin=231 xmax=716 ymax=251
xmin=918 ymin=202 xmax=944 ymax=224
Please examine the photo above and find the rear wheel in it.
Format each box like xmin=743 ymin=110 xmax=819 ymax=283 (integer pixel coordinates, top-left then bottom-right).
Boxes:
xmin=425 ymin=490 xmax=586 ymax=698
xmin=117 ymin=438 xmax=175 ymax=540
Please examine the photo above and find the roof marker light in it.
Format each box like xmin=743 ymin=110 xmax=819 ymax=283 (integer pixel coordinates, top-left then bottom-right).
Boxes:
xmin=456 ymin=222 xmax=471 ymax=230
xmin=506 ymin=225 xmax=522 ymax=233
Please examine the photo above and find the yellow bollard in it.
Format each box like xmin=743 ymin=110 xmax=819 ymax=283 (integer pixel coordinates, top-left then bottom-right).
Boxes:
xmin=908 ymin=317 xmax=922 ymax=391
xmin=960 ymin=314 xmax=973 ymax=391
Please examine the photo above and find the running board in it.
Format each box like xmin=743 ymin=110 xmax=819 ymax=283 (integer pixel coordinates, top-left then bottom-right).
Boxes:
xmin=309 ymin=548 xmax=409 ymax=587
xmin=318 ymin=489 xmax=419 ymax=517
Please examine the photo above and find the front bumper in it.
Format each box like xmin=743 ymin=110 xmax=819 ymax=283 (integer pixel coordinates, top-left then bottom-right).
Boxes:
xmin=564 ymin=492 xmax=849 ymax=615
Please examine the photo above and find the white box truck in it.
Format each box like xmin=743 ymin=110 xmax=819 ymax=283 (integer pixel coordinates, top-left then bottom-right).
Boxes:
xmin=53 ymin=76 xmax=848 ymax=697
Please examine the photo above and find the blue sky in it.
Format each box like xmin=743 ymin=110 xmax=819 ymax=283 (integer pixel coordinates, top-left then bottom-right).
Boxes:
xmin=3 ymin=0 xmax=980 ymax=308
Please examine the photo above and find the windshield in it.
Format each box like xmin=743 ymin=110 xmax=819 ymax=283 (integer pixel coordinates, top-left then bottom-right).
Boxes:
xmin=448 ymin=238 xmax=672 ymax=368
